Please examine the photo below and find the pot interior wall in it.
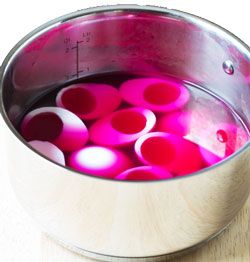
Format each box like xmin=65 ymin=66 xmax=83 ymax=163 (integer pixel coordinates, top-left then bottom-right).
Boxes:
xmin=2 ymin=9 xmax=250 ymax=129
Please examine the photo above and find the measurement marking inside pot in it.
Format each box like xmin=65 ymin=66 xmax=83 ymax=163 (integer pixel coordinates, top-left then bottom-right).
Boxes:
xmin=71 ymin=40 xmax=87 ymax=78
xmin=68 ymin=32 xmax=93 ymax=79
xmin=76 ymin=41 xmax=79 ymax=78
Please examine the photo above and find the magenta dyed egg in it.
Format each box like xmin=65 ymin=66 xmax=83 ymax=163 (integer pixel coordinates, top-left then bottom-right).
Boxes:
xmin=120 ymin=77 xmax=189 ymax=112
xmin=21 ymin=107 xmax=88 ymax=152
xmin=116 ymin=166 xmax=173 ymax=181
xmin=68 ymin=146 xmax=132 ymax=178
xmin=89 ymin=107 xmax=156 ymax=147
xmin=135 ymin=132 xmax=204 ymax=176
xmin=157 ymin=110 xmax=190 ymax=136
xmin=29 ymin=140 xmax=65 ymax=165
xmin=56 ymin=83 xmax=121 ymax=120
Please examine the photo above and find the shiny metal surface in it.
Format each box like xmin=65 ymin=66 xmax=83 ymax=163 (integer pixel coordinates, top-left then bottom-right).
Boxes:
xmin=223 ymin=60 xmax=235 ymax=75
xmin=0 ymin=5 xmax=250 ymax=260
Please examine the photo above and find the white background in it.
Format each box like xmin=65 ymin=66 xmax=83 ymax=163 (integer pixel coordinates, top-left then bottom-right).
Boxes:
xmin=0 ymin=1 xmax=250 ymax=261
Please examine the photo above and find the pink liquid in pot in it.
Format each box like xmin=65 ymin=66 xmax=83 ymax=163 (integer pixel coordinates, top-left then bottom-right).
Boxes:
xmin=19 ymin=73 xmax=249 ymax=180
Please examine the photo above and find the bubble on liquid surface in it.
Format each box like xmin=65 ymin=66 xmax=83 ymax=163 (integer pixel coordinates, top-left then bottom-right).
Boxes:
xmin=216 ymin=129 xmax=228 ymax=143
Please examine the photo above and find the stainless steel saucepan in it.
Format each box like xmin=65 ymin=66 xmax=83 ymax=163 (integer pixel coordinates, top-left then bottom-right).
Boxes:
xmin=0 ymin=5 xmax=250 ymax=261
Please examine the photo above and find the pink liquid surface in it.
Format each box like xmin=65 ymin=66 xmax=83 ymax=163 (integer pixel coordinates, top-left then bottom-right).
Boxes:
xmin=19 ymin=73 xmax=249 ymax=180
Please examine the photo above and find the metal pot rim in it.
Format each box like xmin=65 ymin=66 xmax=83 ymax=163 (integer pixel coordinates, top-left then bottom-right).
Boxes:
xmin=1 ymin=4 xmax=249 ymax=183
